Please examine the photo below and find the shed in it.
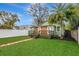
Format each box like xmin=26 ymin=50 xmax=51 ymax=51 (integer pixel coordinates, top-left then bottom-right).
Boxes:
xmin=38 ymin=22 xmax=64 ymax=38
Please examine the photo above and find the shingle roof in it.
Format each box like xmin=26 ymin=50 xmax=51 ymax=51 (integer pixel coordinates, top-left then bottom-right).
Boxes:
xmin=42 ymin=22 xmax=49 ymax=26
xmin=41 ymin=22 xmax=60 ymax=26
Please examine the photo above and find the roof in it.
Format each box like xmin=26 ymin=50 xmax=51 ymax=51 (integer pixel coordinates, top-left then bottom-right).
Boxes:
xmin=41 ymin=22 xmax=61 ymax=27
xmin=42 ymin=22 xmax=49 ymax=26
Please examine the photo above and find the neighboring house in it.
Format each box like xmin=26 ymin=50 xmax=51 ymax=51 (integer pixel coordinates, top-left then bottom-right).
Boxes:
xmin=31 ymin=22 xmax=64 ymax=38
xmin=13 ymin=25 xmax=31 ymax=30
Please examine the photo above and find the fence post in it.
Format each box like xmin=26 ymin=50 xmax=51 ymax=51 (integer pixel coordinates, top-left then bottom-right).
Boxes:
xmin=78 ymin=27 xmax=79 ymax=44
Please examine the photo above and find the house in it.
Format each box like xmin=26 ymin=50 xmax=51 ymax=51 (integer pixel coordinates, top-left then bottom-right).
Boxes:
xmin=13 ymin=25 xmax=31 ymax=30
xmin=31 ymin=22 xmax=64 ymax=38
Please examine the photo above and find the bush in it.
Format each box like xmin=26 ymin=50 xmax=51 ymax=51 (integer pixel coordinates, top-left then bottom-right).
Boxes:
xmin=28 ymin=29 xmax=40 ymax=38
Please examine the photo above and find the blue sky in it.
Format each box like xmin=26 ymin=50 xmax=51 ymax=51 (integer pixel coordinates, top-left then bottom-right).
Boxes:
xmin=0 ymin=3 xmax=55 ymax=26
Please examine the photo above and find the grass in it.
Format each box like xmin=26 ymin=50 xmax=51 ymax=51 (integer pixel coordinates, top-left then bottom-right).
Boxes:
xmin=0 ymin=36 xmax=27 ymax=45
xmin=0 ymin=38 xmax=79 ymax=56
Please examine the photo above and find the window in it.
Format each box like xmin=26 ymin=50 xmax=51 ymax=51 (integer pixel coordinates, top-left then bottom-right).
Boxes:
xmin=54 ymin=26 xmax=56 ymax=31
xmin=57 ymin=26 xmax=60 ymax=31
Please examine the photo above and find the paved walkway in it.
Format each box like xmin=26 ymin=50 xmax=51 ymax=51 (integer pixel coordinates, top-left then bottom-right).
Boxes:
xmin=0 ymin=39 xmax=32 ymax=48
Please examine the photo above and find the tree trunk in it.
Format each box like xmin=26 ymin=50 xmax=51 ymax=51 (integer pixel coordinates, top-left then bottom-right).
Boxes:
xmin=60 ymin=21 xmax=64 ymax=39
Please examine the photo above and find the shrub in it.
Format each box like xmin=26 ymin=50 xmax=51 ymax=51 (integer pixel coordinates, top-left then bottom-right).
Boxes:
xmin=28 ymin=29 xmax=40 ymax=38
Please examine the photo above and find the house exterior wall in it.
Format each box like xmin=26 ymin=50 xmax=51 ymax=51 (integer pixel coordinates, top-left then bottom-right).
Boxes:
xmin=38 ymin=25 xmax=64 ymax=38
xmin=38 ymin=26 xmax=41 ymax=35
xmin=13 ymin=26 xmax=31 ymax=30
xmin=40 ymin=26 xmax=48 ymax=37
xmin=48 ymin=25 xmax=64 ymax=37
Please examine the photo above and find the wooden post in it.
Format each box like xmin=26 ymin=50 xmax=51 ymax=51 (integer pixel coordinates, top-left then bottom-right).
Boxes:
xmin=78 ymin=27 xmax=79 ymax=44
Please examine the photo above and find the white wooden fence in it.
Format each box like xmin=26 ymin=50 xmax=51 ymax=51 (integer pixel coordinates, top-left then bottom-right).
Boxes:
xmin=71 ymin=27 xmax=79 ymax=44
xmin=71 ymin=30 xmax=78 ymax=41
xmin=78 ymin=27 xmax=79 ymax=44
xmin=0 ymin=29 xmax=28 ymax=38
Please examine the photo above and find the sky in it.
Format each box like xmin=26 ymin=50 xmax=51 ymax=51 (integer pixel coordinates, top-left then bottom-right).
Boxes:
xmin=0 ymin=3 xmax=54 ymax=26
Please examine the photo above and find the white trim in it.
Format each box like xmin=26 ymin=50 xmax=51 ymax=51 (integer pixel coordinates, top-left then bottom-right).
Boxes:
xmin=40 ymin=26 xmax=41 ymax=35
xmin=47 ymin=26 xmax=49 ymax=35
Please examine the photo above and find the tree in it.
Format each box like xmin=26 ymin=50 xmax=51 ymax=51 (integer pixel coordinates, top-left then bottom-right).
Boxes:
xmin=48 ymin=3 xmax=79 ymax=39
xmin=0 ymin=11 xmax=20 ymax=29
xmin=27 ymin=3 xmax=49 ymax=26
xmin=0 ymin=12 xmax=2 ymax=25
xmin=64 ymin=4 xmax=79 ymax=29
xmin=48 ymin=3 xmax=67 ymax=39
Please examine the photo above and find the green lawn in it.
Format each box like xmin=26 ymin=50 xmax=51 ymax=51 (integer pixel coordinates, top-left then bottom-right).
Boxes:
xmin=0 ymin=38 xmax=79 ymax=56
xmin=0 ymin=36 xmax=27 ymax=45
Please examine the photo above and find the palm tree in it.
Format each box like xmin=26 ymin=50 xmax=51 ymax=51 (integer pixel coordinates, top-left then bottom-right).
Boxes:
xmin=48 ymin=3 xmax=79 ymax=39
xmin=64 ymin=4 xmax=79 ymax=29
xmin=48 ymin=3 xmax=67 ymax=39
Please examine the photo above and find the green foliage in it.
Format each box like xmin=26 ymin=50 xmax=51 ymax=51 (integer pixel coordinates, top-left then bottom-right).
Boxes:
xmin=48 ymin=15 xmax=54 ymax=24
xmin=64 ymin=4 xmax=79 ymax=29
xmin=64 ymin=24 xmax=72 ymax=30
xmin=48 ymin=4 xmax=67 ymax=38
xmin=48 ymin=4 xmax=66 ymax=26
xmin=48 ymin=3 xmax=79 ymax=30
xmin=28 ymin=28 xmax=40 ymax=38
xmin=0 ymin=11 xmax=19 ymax=29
